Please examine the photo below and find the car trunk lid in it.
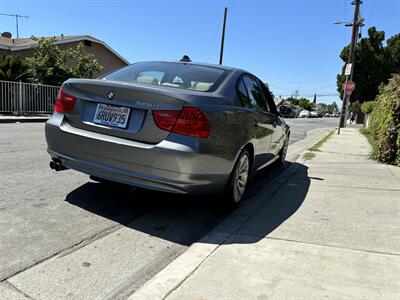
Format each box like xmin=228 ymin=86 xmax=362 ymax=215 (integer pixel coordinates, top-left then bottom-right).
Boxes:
xmin=61 ymin=79 xmax=191 ymax=144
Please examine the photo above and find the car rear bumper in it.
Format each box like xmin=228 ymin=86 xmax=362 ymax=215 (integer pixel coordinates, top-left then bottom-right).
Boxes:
xmin=45 ymin=113 xmax=233 ymax=194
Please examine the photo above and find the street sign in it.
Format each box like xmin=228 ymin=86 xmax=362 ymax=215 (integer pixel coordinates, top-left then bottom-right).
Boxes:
xmin=343 ymin=80 xmax=356 ymax=95
xmin=345 ymin=63 xmax=352 ymax=76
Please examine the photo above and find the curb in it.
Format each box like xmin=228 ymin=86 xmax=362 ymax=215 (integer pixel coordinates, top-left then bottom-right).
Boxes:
xmin=0 ymin=117 xmax=49 ymax=123
xmin=128 ymin=127 xmax=334 ymax=300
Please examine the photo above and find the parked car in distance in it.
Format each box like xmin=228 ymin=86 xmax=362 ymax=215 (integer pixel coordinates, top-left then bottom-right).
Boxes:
xmin=45 ymin=60 xmax=290 ymax=205
xmin=310 ymin=111 xmax=319 ymax=118
xmin=324 ymin=112 xmax=332 ymax=118
xmin=299 ymin=110 xmax=310 ymax=118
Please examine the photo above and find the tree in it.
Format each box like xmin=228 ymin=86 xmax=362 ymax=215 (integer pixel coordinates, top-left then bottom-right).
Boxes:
xmin=319 ymin=103 xmax=328 ymax=111
xmin=68 ymin=43 xmax=103 ymax=80
xmin=0 ymin=55 xmax=31 ymax=82
xmin=286 ymin=97 xmax=299 ymax=105
xmin=386 ymin=33 xmax=400 ymax=73
xmin=27 ymin=38 xmax=102 ymax=86
xmin=337 ymin=27 xmax=399 ymax=103
xmin=286 ymin=97 xmax=315 ymax=110
xmin=298 ymin=98 xmax=313 ymax=111
xmin=328 ymin=101 xmax=338 ymax=112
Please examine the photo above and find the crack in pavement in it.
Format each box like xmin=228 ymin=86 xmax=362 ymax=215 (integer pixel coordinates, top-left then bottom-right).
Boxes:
xmin=264 ymin=236 xmax=400 ymax=257
xmin=1 ymin=223 xmax=123 ymax=281
xmin=2 ymin=281 xmax=35 ymax=300
xmin=315 ymin=184 xmax=400 ymax=192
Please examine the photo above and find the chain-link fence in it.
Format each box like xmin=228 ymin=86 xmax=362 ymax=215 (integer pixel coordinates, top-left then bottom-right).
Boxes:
xmin=0 ymin=80 xmax=59 ymax=114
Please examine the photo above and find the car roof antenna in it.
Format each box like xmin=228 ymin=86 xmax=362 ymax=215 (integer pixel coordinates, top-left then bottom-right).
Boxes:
xmin=180 ymin=55 xmax=192 ymax=63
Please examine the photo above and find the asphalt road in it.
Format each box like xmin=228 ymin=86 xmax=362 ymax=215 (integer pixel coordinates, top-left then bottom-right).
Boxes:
xmin=0 ymin=117 xmax=337 ymax=299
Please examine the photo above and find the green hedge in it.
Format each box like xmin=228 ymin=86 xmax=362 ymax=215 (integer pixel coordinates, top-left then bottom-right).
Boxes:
xmin=361 ymin=101 xmax=376 ymax=114
xmin=368 ymin=74 xmax=400 ymax=166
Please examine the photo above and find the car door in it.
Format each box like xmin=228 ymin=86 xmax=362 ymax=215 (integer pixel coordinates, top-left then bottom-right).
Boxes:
xmin=241 ymin=75 xmax=275 ymax=169
xmin=260 ymin=82 xmax=285 ymax=156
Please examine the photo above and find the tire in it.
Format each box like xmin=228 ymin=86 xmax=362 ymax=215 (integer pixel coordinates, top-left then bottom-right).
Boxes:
xmin=224 ymin=149 xmax=250 ymax=205
xmin=276 ymin=135 xmax=289 ymax=166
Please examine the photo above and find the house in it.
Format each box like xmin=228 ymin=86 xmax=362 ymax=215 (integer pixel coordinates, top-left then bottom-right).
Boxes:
xmin=0 ymin=33 xmax=129 ymax=77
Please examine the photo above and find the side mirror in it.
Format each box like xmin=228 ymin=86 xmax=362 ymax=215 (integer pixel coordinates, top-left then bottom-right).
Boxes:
xmin=278 ymin=106 xmax=292 ymax=117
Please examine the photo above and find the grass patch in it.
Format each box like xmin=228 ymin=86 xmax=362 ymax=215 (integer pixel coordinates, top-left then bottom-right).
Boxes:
xmin=308 ymin=130 xmax=335 ymax=152
xmin=359 ymin=128 xmax=379 ymax=160
xmin=303 ymin=152 xmax=316 ymax=160
xmin=303 ymin=130 xmax=334 ymax=160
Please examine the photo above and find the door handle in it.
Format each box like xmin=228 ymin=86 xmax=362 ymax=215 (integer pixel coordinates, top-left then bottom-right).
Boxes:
xmin=251 ymin=119 xmax=259 ymax=127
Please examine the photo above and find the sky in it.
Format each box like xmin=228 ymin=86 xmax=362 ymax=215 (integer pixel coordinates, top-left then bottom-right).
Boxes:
xmin=1 ymin=0 xmax=399 ymax=104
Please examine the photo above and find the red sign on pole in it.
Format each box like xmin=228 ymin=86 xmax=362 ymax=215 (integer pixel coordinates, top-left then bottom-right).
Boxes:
xmin=343 ymin=80 xmax=356 ymax=95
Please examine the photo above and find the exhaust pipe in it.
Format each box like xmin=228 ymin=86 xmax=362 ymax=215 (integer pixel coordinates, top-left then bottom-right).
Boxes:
xmin=49 ymin=160 xmax=68 ymax=171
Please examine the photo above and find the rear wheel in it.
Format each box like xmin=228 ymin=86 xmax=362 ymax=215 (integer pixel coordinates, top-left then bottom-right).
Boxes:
xmin=224 ymin=149 xmax=250 ymax=205
xmin=276 ymin=135 xmax=289 ymax=166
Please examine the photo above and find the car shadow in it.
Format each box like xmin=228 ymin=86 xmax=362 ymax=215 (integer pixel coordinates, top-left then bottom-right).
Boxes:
xmin=223 ymin=162 xmax=310 ymax=244
xmin=65 ymin=162 xmax=310 ymax=246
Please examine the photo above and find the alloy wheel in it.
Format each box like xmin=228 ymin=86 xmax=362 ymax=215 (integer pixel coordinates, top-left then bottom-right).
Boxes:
xmin=281 ymin=137 xmax=289 ymax=163
xmin=233 ymin=153 xmax=249 ymax=203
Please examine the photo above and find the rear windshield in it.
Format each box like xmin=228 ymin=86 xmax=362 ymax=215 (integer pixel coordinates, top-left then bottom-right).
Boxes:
xmin=103 ymin=62 xmax=229 ymax=92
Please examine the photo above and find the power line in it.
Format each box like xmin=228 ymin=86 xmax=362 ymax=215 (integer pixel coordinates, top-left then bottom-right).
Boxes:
xmin=206 ymin=16 xmax=221 ymax=63
xmin=279 ymin=94 xmax=339 ymax=98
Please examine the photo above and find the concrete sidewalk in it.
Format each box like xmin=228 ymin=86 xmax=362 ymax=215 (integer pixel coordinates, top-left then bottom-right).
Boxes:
xmin=130 ymin=128 xmax=400 ymax=300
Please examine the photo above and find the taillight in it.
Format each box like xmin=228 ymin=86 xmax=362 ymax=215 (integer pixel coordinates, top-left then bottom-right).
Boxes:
xmin=152 ymin=110 xmax=180 ymax=131
xmin=54 ymin=87 xmax=77 ymax=113
xmin=152 ymin=107 xmax=210 ymax=138
xmin=173 ymin=107 xmax=210 ymax=138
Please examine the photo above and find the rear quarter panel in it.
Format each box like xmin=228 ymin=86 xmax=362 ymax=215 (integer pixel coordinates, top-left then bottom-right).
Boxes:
xmin=187 ymin=92 xmax=256 ymax=175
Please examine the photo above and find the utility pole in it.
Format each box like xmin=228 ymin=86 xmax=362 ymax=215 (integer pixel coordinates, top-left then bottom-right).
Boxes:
xmin=219 ymin=7 xmax=228 ymax=65
xmin=0 ymin=13 xmax=29 ymax=38
xmin=338 ymin=0 xmax=362 ymax=134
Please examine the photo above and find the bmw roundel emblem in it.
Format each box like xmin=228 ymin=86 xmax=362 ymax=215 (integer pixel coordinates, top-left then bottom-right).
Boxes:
xmin=107 ymin=90 xmax=115 ymax=100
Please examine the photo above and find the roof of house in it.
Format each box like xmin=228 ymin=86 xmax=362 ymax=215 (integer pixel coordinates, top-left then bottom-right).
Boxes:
xmin=0 ymin=35 xmax=129 ymax=64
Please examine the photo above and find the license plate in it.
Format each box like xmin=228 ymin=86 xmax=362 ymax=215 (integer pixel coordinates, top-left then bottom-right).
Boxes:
xmin=94 ymin=104 xmax=130 ymax=128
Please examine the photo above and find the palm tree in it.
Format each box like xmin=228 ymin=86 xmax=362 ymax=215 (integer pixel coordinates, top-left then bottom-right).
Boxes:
xmin=0 ymin=55 xmax=31 ymax=82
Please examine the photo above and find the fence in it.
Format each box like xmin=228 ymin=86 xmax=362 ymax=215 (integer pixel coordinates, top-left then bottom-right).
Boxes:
xmin=0 ymin=80 xmax=59 ymax=114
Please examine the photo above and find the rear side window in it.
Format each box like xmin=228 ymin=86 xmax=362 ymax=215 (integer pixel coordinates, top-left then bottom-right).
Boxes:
xmin=242 ymin=76 xmax=269 ymax=111
xmin=261 ymin=83 xmax=277 ymax=114
xmin=237 ymin=79 xmax=252 ymax=108
xmin=104 ymin=62 xmax=229 ymax=92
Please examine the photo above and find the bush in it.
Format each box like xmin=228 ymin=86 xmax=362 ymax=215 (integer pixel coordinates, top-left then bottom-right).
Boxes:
xmin=361 ymin=101 xmax=376 ymax=114
xmin=368 ymin=74 xmax=400 ymax=166
xmin=0 ymin=55 xmax=31 ymax=82
xmin=359 ymin=128 xmax=379 ymax=159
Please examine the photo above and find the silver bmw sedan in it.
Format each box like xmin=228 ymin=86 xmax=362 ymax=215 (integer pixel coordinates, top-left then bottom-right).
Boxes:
xmin=45 ymin=60 xmax=290 ymax=204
